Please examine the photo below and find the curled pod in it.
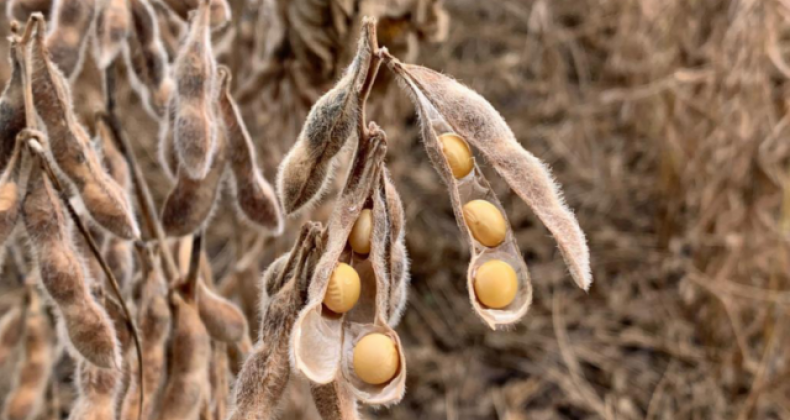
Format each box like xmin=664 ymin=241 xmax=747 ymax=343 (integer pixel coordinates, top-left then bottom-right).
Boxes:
xmin=160 ymin=0 xmax=231 ymax=28
xmin=22 ymin=170 xmax=121 ymax=368
xmin=1 ymin=290 xmax=54 ymax=420
xmin=160 ymin=125 xmax=227 ymax=236
xmin=23 ymin=17 xmax=140 ymax=240
xmin=291 ymin=128 xmax=387 ymax=385
xmin=92 ymin=0 xmax=131 ymax=69
xmin=6 ymin=0 xmax=51 ymax=22
xmin=276 ymin=19 xmax=378 ymax=215
xmin=385 ymin=56 xmax=591 ymax=292
xmin=197 ymin=281 xmax=249 ymax=344
xmin=124 ymin=0 xmax=174 ymax=119
xmin=155 ymin=294 xmax=210 ymax=420
xmin=171 ymin=0 xmax=218 ymax=179
xmin=0 ymin=37 xmax=27 ymax=173
xmin=67 ymin=359 xmax=122 ymax=420
xmin=45 ymin=0 xmax=98 ymax=79
xmin=216 ymin=67 xmax=283 ymax=234
xmin=229 ymin=222 xmax=323 ymax=420
xmin=120 ymin=251 xmax=171 ymax=420
xmin=379 ymin=170 xmax=410 ymax=327
xmin=0 ymin=305 xmax=24 ymax=366
xmin=310 ymin=380 xmax=362 ymax=420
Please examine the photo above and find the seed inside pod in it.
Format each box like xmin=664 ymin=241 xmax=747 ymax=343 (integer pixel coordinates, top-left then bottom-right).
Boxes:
xmin=474 ymin=260 xmax=518 ymax=309
xmin=462 ymin=200 xmax=507 ymax=247
xmin=352 ymin=333 xmax=399 ymax=385
xmin=323 ymin=263 xmax=361 ymax=314
xmin=438 ymin=133 xmax=474 ymax=179
xmin=348 ymin=209 xmax=373 ymax=255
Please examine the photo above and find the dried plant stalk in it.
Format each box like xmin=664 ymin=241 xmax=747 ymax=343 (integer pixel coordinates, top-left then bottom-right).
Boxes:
xmin=45 ymin=0 xmax=98 ymax=79
xmin=216 ymin=66 xmax=283 ymax=234
xmin=92 ymin=0 xmax=131 ymax=69
xmin=228 ymin=222 xmax=323 ymax=420
xmin=23 ymin=15 xmax=140 ymax=240
xmin=291 ymin=126 xmax=386 ymax=385
xmin=170 ymin=0 xmax=218 ymax=179
xmin=1 ymin=289 xmax=54 ymax=420
xmin=276 ymin=20 xmax=378 ymax=215
xmin=124 ymin=0 xmax=173 ymax=119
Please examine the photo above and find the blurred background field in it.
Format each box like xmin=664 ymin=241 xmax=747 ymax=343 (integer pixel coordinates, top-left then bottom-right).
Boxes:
xmin=2 ymin=0 xmax=790 ymax=419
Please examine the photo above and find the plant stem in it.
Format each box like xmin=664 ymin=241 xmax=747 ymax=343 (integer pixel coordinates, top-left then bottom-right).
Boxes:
xmin=357 ymin=18 xmax=383 ymax=141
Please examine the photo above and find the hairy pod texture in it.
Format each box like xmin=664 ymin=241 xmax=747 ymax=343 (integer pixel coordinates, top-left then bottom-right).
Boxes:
xmin=276 ymin=21 xmax=377 ymax=215
xmin=24 ymin=18 xmax=140 ymax=240
xmin=291 ymin=128 xmax=387 ymax=385
xmin=6 ymin=0 xmax=51 ymax=22
xmin=92 ymin=0 xmax=131 ymax=69
xmin=0 ymin=305 xmax=24 ymax=366
xmin=155 ymin=294 xmax=210 ymax=420
xmin=46 ymin=0 xmax=98 ymax=79
xmin=0 ymin=144 xmax=26 ymax=248
xmin=380 ymin=170 xmax=409 ymax=327
xmin=197 ymin=281 xmax=248 ymax=344
xmin=310 ymin=381 xmax=362 ymax=420
xmin=216 ymin=67 xmax=283 ymax=234
xmin=1 ymin=291 xmax=53 ymax=420
xmin=160 ymin=0 xmax=231 ymax=28
xmin=0 ymin=39 xmax=26 ymax=173
xmin=229 ymin=222 xmax=322 ymax=420
xmin=171 ymin=0 xmax=218 ymax=179
xmin=387 ymin=58 xmax=592 ymax=292
xmin=67 ymin=359 xmax=122 ymax=420
xmin=22 ymin=170 xmax=121 ymax=369
xmin=125 ymin=0 xmax=173 ymax=119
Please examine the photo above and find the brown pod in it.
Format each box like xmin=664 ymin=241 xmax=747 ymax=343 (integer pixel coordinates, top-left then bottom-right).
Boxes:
xmin=92 ymin=0 xmax=131 ymax=69
xmin=386 ymin=56 xmax=591 ymax=292
xmin=310 ymin=381 xmax=362 ymax=420
xmin=1 ymin=290 xmax=54 ymax=420
xmin=160 ymin=0 xmax=231 ymax=28
xmin=22 ymin=170 xmax=121 ymax=369
xmin=228 ymin=222 xmax=323 ymax=420
xmin=0 ymin=305 xmax=24 ymax=366
xmin=45 ymin=0 xmax=98 ymax=79
xmin=160 ymin=125 xmax=227 ymax=236
xmin=291 ymin=127 xmax=387 ymax=385
xmin=171 ymin=0 xmax=218 ymax=179
xmin=155 ymin=294 xmax=210 ymax=420
xmin=276 ymin=20 xmax=377 ymax=215
xmin=197 ymin=281 xmax=248 ymax=344
xmin=67 ymin=359 xmax=122 ymax=420
xmin=0 ymin=143 xmax=26 ymax=247
xmin=216 ymin=66 xmax=283 ymax=234
xmin=6 ymin=0 xmax=51 ymax=22
xmin=120 ymin=251 xmax=171 ymax=420
xmin=125 ymin=0 xmax=174 ymax=119
xmin=0 ymin=37 xmax=27 ymax=173
xmin=380 ymin=170 xmax=410 ymax=327
xmin=23 ymin=16 xmax=140 ymax=240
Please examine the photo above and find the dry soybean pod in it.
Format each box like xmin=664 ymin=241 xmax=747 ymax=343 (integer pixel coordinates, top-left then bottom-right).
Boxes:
xmin=22 ymin=15 xmax=140 ymax=240
xmin=45 ymin=0 xmax=98 ymax=79
xmin=380 ymin=170 xmax=409 ymax=327
xmin=1 ymin=288 xmax=54 ymax=420
xmin=0 ymin=304 xmax=24 ymax=367
xmin=0 ymin=32 xmax=27 ymax=172
xmin=382 ymin=52 xmax=592 ymax=292
xmin=170 ymin=0 xmax=218 ymax=179
xmin=6 ymin=0 xmax=51 ymax=22
xmin=93 ymin=0 xmax=131 ymax=69
xmin=310 ymin=380 xmax=362 ymax=420
xmin=276 ymin=19 xmax=377 ymax=215
xmin=160 ymin=122 xmax=227 ymax=236
xmin=120 ymin=247 xmax=171 ymax=420
xmin=291 ymin=127 xmax=387 ymax=385
xmin=216 ymin=66 xmax=283 ymax=234
xmin=0 ymin=140 xmax=27 ymax=247
xmin=159 ymin=0 xmax=231 ymax=28
xmin=124 ymin=0 xmax=174 ymax=119
xmin=67 ymin=357 xmax=122 ymax=420
xmin=228 ymin=222 xmax=323 ymax=420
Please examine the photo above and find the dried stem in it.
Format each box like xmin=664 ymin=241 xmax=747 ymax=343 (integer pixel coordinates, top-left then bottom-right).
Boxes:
xmin=182 ymin=232 xmax=203 ymax=302
xmin=357 ymin=19 xmax=382 ymax=141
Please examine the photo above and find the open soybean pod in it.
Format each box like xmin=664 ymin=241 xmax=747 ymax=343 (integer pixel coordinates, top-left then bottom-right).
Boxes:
xmin=171 ymin=0 xmax=218 ymax=179
xmin=22 ymin=15 xmax=140 ymax=240
xmin=385 ymin=56 xmax=592 ymax=293
xmin=229 ymin=222 xmax=323 ymax=420
xmin=1 ymin=289 xmax=54 ymax=420
xmin=291 ymin=128 xmax=387 ymax=385
xmin=125 ymin=0 xmax=174 ymax=119
xmin=6 ymin=0 xmax=51 ymax=22
xmin=92 ymin=0 xmax=131 ymax=69
xmin=155 ymin=293 xmax=211 ymax=420
xmin=216 ymin=66 xmax=284 ymax=234
xmin=160 ymin=122 xmax=227 ymax=236
xmin=21 ymin=169 xmax=122 ymax=369
xmin=276 ymin=19 xmax=378 ymax=215
xmin=0 ymin=35 xmax=27 ymax=172
xmin=160 ymin=0 xmax=231 ymax=28
xmin=45 ymin=0 xmax=98 ymax=80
